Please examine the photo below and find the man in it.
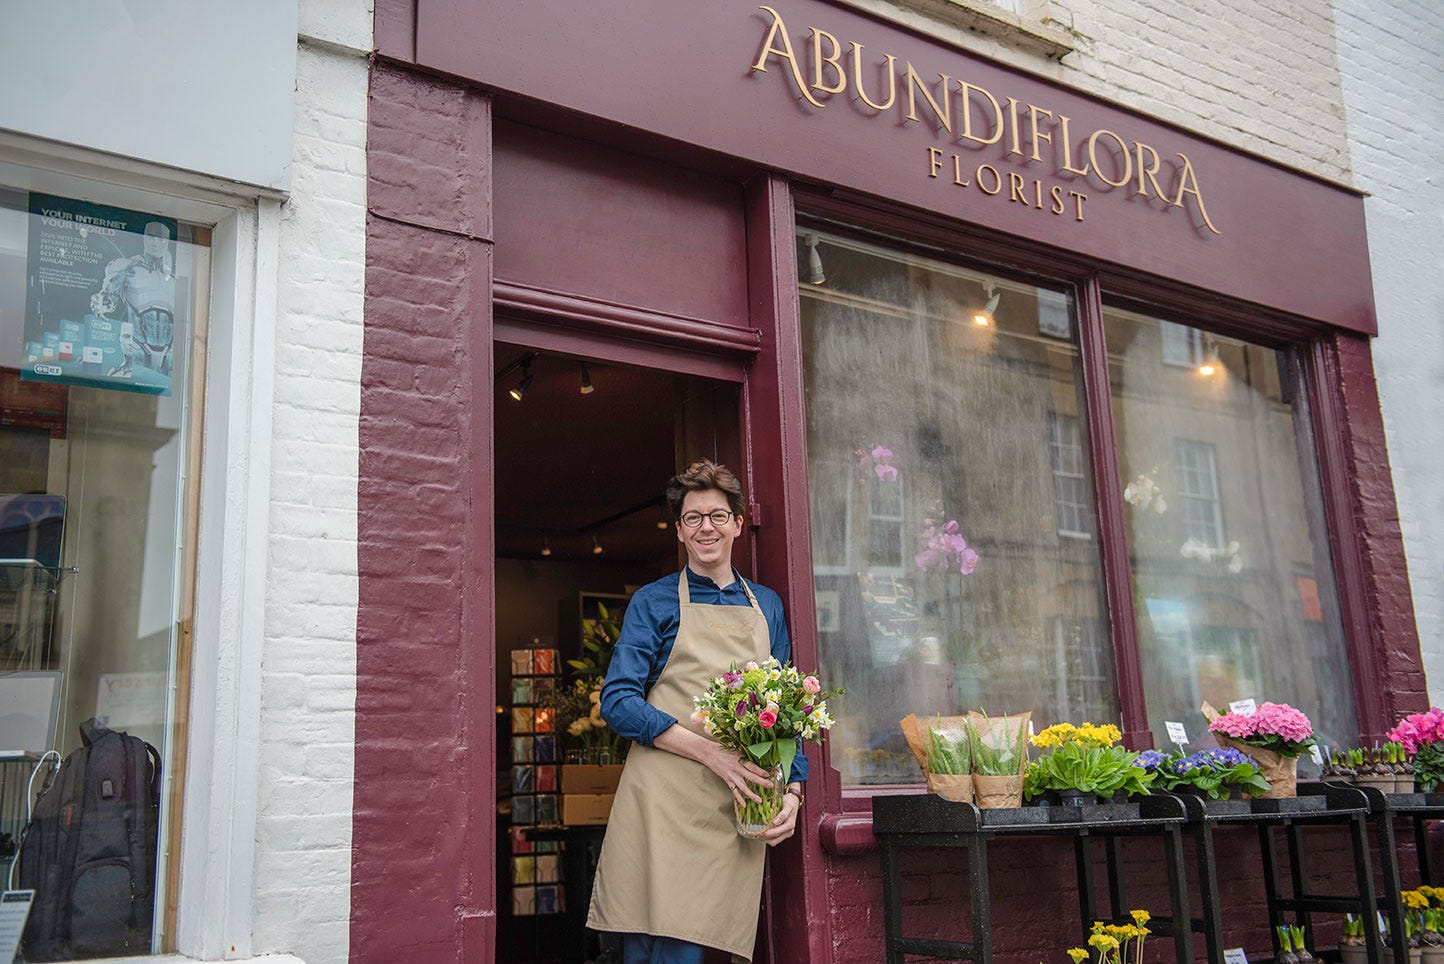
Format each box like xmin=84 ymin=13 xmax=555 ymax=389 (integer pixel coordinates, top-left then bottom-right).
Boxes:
xmin=91 ymin=221 xmax=176 ymax=377
xmin=588 ymin=460 xmax=805 ymax=964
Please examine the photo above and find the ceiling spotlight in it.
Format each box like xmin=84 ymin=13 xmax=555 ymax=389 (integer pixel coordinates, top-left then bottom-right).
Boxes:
xmin=1197 ymin=337 xmax=1221 ymax=377
xmin=805 ymin=234 xmax=826 ymax=285
xmin=973 ymin=283 xmax=1001 ymax=327
xmin=656 ymin=509 xmax=669 ymax=530
xmin=591 ymin=533 xmax=604 ymax=556
xmin=540 ymin=535 xmax=552 ymax=558
xmin=508 ymin=359 xmax=534 ymax=401
xmin=580 ymin=363 xmax=594 ymax=395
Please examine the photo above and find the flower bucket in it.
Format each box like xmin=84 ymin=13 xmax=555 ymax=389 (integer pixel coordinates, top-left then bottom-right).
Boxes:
xmin=974 ymin=774 xmax=1024 ymax=809
xmin=1339 ymin=946 xmax=1368 ymax=964
xmin=926 ymin=772 xmax=974 ymax=804
xmin=734 ymin=766 xmax=785 ymax=838
xmin=1214 ymin=735 xmax=1297 ymax=798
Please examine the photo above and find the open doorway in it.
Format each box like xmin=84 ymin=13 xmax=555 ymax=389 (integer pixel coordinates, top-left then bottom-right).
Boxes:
xmin=491 ymin=342 xmax=742 ymax=964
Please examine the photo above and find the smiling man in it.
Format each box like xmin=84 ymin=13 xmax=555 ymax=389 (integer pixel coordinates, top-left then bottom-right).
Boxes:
xmin=587 ymin=459 xmax=807 ymax=964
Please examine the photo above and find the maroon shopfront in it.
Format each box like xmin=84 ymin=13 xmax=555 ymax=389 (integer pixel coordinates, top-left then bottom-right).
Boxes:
xmin=355 ymin=2 xmax=1423 ymax=961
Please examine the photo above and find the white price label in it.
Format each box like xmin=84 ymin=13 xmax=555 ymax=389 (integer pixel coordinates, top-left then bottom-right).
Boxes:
xmin=1309 ymin=745 xmax=1323 ymax=766
xmin=1165 ymin=721 xmax=1190 ymax=746
xmin=1229 ymin=699 xmax=1257 ymax=716
xmin=1028 ymin=720 xmax=1035 ymax=737
xmin=1224 ymin=949 xmax=1249 ymax=964
xmin=0 ymin=891 xmax=34 ymax=964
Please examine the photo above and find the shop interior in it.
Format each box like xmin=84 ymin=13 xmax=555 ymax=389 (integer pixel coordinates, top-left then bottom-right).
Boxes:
xmin=492 ymin=341 xmax=742 ymax=963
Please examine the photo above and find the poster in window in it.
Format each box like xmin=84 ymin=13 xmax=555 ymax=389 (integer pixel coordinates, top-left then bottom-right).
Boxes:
xmin=21 ymin=193 xmax=179 ymax=395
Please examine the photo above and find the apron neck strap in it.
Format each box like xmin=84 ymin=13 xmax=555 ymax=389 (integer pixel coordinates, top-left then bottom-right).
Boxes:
xmin=678 ymin=568 xmax=763 ymax=616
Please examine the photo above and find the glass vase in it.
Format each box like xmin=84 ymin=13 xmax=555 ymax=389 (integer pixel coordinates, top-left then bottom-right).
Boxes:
xmin=734 ymin=766 xmax=785 ymax=838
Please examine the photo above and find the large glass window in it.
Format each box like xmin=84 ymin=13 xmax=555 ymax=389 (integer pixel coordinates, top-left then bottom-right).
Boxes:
xmin=0 ymin=183 xmax=209 ymax=957
xmin=1106 ymin=309 xmax=1357 ymax=754
xmin=797 ymin=229 xmax=1116 ymax=786
xmin=797 ymin=226 xmax=1359 ymax=789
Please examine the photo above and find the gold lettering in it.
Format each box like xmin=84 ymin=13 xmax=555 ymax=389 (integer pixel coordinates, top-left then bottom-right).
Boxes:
xmin=850 ymin=43 xmax=897 ymax=110
xmin=1008 ymin=172 xmax=1027 ymax=202
xmin=927 ymin=147 xmax=944 ymax=178
xmin=1134 ymin=142 xmax=1166 ymax=198
xmin=1033 ymin=179 xmax=1044 ymax=209
xmin=810 ymin=29 xmax=846 ymax=94
xmin=1050 ymin=184 xmax=1066 ymax=214
xmin=1087 ymin=129 xmax=1132 ymax=188
xmin=905 ymin=64 xmax=952 ymax=132
xmin=976 ymin=164 xmax=1002 ymax=195
xmin=1026 ymin=104 xmax=1053 ymax=163
xmin=1005 ymin=97 xmax=1023 ymax=157
xmin=1070 ymin=190 xmax=1087 ymax=221
xmin=1171 ymin=152 xmax=1221 ymax=235
xmin=1058 ymin=114 xmax=1090 ymax=176
xmin=952 ymin=154 xmax=969 ymax=186
xmin=752 ymin=7 xmax=826 ymax=108
xmin=959 ymin=82 xmax=1004 ymax=145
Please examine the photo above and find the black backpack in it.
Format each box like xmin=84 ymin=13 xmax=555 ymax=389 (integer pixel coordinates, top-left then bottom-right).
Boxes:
xmin=19 ymin=718 xmax=161 ymax=962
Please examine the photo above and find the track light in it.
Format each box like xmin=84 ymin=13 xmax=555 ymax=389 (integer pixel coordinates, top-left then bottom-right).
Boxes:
xmin=657 ymin=508 xmax=669 ymax=530
xmin=508 ymin=359 xmax=534 ymax=401
xmin=1197 ymin=337 xmax=1221 ymax=377
xmin=580 ymin=363 xmax=594 ymax=395
xmin=591 ymin=532 xmax=604 ymax=556
xmin=973 ymin=283 xmax=1000 ymax=327
xmin=805 ymin=234 xmax=825 ymax=285
xmin=541 ymin=535 xmax=552 ymax=557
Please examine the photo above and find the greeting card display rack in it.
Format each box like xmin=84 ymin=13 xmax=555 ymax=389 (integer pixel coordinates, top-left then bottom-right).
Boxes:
xmin=508 ymin=638 xmax=563 ymax=917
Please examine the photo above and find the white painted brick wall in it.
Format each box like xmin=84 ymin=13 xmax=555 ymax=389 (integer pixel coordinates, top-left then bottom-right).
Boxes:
xmin=1335 ymin=1 xmax=1444 ymax=703
xmin=253 ymin=1 xmax=371 ymax=961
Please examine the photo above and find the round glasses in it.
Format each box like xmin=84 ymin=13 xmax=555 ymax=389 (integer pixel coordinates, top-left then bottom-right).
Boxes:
xmin=678 ymin=509 xmax=737 ymax=528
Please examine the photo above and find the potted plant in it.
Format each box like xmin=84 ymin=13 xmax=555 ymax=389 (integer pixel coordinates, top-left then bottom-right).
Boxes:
xmin=1207 ymin=701 xmax=1315 ymax=798
xmin=925 ymin=714 xmax=973 ymax=803
xmin=1389 ymin=708 xmax=1444 ymax=793
xmin=1422 ymin=898 xmax=1444 ymax=964
xmin=968 ymin=711 xmax=1030 ymax=809
xmin=1068 ymin=910 xmax=1151 ymax=964
xmin=1339 ymin=913 xmax=1368 ymax=964
xmin=1024 ymin=723 xmax=1153 ymax=805
xmin=1290 ymin=925 xmax=1315 ymax=964
xmin=1136 ymin=747 xmax=1271 ymax=800
xmin=1276 ymin=925 xmax=1298 ymax=964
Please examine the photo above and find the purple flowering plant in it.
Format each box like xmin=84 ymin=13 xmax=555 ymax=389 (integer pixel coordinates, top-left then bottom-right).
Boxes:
xmin=1134 ymin=747 xmax=1270 ymax=799
xmin=854 ymin=444 xmax=899 ymax=482
xmin=915 ymin=518 xmax=980 ymax=574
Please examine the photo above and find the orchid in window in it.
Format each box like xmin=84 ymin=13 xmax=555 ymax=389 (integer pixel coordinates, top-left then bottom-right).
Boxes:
xmin=915 ymin=518 xmax=980 ymax=574
xmin=1122 ymin=471 xmax=1167 ymax=514
xmin=854 ymin=443 xmax=900 ymax=482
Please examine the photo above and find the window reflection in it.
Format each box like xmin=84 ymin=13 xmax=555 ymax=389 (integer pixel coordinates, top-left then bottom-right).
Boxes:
xmin=798 ymin=230 xmax=1116 ymax=786
xmin=1105 ymin=307 xmax=1357 ymax=758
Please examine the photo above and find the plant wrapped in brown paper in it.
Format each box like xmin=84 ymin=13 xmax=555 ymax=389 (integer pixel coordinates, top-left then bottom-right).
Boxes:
xmin=1201 ymin=701 xmax=1314 ymax=798
xmin=967 ymin=710 xmax=1031 ymax=808
xmin=899 ymin=713 xmax=973 ymax=803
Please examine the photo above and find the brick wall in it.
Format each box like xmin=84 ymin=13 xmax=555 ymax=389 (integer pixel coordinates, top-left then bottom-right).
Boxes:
xmin=1335 ymin=0 xmax=1444 ymax=701
xmin=254 ymin=3 xmax=371 ymax=961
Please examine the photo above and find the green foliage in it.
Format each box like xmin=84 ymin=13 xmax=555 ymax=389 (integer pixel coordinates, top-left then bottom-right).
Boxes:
xmin=1023 ymin=742 xmax=1154 ymax=801
xmin=567 ymin=602 xmax=622 ymax=679
xmin=967 ymin=711 xmax=1029 ymax=776
xmin=926 ymin=716 xmax=971 ymax=775
xmin=1150 ymin=749 xmax=1271 ymax=799
xmin=1417 ymin=743 xmax=1444 ymax=792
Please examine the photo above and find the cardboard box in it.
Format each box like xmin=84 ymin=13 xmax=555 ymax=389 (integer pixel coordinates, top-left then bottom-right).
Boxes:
xmin=562 ymin=793 xmax=615 ymax=825
xmin=561 ymin=764 xmax=623 ymax=795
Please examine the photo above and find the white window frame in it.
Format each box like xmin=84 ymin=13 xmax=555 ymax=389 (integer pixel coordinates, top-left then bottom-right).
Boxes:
xmin=1048 ymin=412 xmax=1093 ymax=539
xmin=0 ymin=130 xmax=280 ymax=961
xmin=1160 ymin=320 xmax=1204 ymax=368
xmin=1174 ymin=438 xmax=1227 ymax=548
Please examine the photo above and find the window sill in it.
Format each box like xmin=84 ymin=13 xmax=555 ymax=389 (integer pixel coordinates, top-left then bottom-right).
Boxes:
xmin=835 ymin=0 xmax=1077 ymax=61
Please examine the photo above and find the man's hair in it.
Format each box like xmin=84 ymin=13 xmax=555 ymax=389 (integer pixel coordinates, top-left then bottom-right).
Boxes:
xmin=665 ymin=459 xmax=745 ymax=521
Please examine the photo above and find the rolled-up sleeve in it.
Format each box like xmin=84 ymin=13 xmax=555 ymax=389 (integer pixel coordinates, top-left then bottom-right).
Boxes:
xmin=599 ymin=589 xmax=678 ymax=746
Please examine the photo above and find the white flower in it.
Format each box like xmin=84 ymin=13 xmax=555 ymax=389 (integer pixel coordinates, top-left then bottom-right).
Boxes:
xmin=1153 ymin=497 xmax=1168 ymax=514
xmin=589 ymin=705 xmax=603 ymax=725
xmin=568 ymin=718 xmax=591 ymax=736
xmin=1227 ymin=555 xmax=1243 ymax=574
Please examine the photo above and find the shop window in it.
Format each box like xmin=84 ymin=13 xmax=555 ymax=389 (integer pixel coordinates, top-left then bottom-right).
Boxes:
xmin=796 ymin=228 xmax=1359 ymax=788
xmin=0 ymin=184 xmax=208 ymax=957
xmin=1048 ymin=412 xmax=1093 ymax=539
xmin=796 ymin=229 xmax=1116 ymax=786
xmin=1105 ymin=306 xmax=1358 ymax=754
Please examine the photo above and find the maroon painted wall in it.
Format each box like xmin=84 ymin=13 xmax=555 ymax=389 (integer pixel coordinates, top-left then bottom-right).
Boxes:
xmin=356 ymin=63 xmax=496 ymax=962
xmin=399 ymin=0 xmax=1376 ymax=336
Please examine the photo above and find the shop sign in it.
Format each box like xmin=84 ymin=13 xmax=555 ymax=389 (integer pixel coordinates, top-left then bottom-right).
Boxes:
xmin=22 ymin=193 xmax=180 ymax=395
xmin=751 ymin=6 xmax=1219 ymax=235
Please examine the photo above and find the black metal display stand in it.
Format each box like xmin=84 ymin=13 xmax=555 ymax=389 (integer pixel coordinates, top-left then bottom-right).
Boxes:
xmin=871 ymin=793 xmax=1193 ymax=964
xmin=1347 ymin=785 xmax=1444 ymax=964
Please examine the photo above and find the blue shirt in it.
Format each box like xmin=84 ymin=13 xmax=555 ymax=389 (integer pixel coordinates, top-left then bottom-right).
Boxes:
xmin=600 ymin=567 xmax=809 ymax=783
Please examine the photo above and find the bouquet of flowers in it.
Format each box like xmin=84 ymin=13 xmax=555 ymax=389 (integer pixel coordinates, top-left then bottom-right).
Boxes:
xmin=1205 ymin=701 xmax=1314 ymax=798
xmin=555 ymin=678 xmax=626 ymax=764
xmin=1069 ymin=911 xmax=1151 ymax=964
xmin=1134 ymin=747 xmax=1271 ymax=800
xmin=1389 ymin=707 xmax=1444 ymax=792
xmin=1025 ymin=723 xmax=1154 ymax=803
xmin=692 ymin=657 xmax=840 ymax=836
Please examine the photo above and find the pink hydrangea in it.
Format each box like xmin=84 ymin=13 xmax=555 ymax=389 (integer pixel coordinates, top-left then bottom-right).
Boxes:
xmin=1251 ymin=702 xmax=1313 ymax=743
xmin=1210 ymin=713 xmax=1255 ymax=739
xmin=1388 ymin=707 xmax=1444 ymax=754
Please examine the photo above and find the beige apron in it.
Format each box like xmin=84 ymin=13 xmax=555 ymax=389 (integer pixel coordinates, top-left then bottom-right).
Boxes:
xmin=587 ymin=571 xmax=771 ymax=960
